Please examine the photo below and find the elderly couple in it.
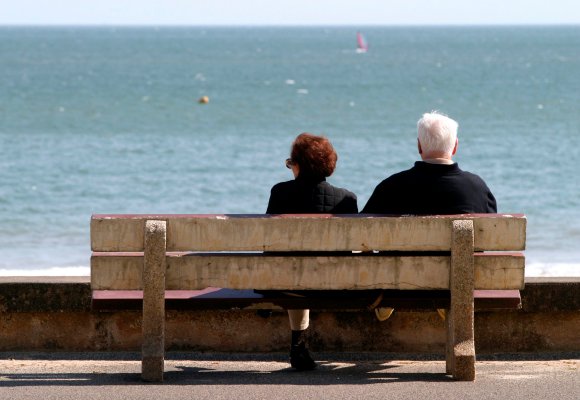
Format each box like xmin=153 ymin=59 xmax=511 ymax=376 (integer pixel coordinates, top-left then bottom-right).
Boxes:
xmin=266 ymin=111 xmax=497 ymax=371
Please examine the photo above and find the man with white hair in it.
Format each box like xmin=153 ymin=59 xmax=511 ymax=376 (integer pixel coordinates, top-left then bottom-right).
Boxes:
xmin=362 ymin=111 xmax=497 ymax=214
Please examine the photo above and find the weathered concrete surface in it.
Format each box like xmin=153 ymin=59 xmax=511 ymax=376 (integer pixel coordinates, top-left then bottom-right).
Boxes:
xmin=91 ymin=214 xmax=526 ymax=252
xmin=447 ymin=219 xmax=475 ymax=380
xmin=91 ymin=252 xmax=525 ymax=290
xmin=522 ymin=277 xmax=580 ymax=311
xmin=0 ymin=277 xmax=90 ymax=313
xmin=0 ymin=278 xmax=579 ymax=353
xmin=142 ymin=220 xmax=167 ymax=382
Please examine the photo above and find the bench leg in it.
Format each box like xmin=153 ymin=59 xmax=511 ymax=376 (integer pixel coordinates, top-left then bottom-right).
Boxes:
xmin=142 ymin=220 xmax=167 ymax=382
xmin=446 ymin=220 xmax=475 ymax=381
xmin=445 ymin=308 xmax=454 ymax=375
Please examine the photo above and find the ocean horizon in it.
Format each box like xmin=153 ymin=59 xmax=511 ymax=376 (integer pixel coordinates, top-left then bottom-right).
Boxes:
xmin=0 ymin=26 xmax=579 ymax=277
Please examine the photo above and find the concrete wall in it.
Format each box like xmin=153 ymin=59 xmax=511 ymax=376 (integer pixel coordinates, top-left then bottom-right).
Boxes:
xmin=0 ymin=277 xmax=579 ymax=354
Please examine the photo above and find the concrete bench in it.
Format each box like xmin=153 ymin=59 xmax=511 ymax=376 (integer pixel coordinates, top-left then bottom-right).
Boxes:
xmin=90 ymin=213 xmax=526 ymax=382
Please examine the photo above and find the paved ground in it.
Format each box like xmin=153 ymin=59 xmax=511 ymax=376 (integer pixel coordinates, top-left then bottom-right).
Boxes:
xmin=0 ymin=352 xmax=578 ymax=400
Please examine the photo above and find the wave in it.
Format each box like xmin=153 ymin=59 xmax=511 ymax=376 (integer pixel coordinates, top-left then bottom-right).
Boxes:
xmin=0 ymin=266 xmax=89 ymax=277
xmin=525 ymin=262 xmax=580 ymax=277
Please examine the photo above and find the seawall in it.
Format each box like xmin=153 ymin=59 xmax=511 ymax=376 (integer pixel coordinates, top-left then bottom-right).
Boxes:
xmin=1 ymin=277 xmax=578 ymax=353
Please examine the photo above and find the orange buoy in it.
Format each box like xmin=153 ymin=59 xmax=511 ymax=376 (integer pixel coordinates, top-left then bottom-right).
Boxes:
xmin=198 ymin=96 xmax=209 ymax=104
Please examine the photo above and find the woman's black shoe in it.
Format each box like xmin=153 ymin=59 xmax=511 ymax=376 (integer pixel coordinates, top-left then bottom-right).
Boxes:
xmin=290 ymin=344 xmax=317 ymax=371
xmin=290 ymin=329 xmax=317 ymax=370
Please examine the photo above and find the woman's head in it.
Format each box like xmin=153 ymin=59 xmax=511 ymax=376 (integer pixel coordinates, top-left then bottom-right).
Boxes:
xmin=289 ymin=133 xmax=337 ymax=180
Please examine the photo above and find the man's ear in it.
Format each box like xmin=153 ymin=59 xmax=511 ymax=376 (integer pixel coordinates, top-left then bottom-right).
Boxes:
xmin=417 ymin=139 xmax=423 ymax=154
xmin=452 ymin=138 xmax=458 ymax=155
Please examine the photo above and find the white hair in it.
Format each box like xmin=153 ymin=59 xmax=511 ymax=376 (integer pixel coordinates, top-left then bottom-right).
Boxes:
xmin=417 ymin=111 xmax=458 ymax=156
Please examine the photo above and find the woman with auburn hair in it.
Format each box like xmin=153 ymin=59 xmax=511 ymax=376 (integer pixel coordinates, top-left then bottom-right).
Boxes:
xmin=266 ymin=132 xmax=358 ymax=370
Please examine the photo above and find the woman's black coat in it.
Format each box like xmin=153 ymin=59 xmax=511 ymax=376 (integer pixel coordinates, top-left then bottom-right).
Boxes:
xmin=267 ymin=175 xmax=358 ymax=214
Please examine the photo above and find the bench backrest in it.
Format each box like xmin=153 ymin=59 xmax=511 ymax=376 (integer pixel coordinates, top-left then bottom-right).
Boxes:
xmin=91 ymin=214 xmax=526 ymax=291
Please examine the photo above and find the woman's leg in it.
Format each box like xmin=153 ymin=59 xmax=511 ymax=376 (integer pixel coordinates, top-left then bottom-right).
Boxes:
xmin=288 ymin=309 xmax=309 ymax=331
xmin=287 ymin=309 xmax=316 ymax=370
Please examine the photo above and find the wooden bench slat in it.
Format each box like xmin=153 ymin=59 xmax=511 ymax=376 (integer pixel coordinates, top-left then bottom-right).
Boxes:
xmin=91 ymin=252 xmax=525 ymax=291
xmin=91 ymin=288 xmax=521 ymax=311
xmin=91 ymin=214 xmax=526 ymax=252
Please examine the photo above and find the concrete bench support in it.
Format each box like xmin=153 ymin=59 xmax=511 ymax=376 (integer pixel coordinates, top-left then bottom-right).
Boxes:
xmin=446 ymin=219 xmax=475 ymax=381
xmin=141 ymin=220 xmax=167 ymax=382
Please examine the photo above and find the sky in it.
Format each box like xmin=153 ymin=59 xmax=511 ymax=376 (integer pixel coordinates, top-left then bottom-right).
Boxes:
xmin=1 ymin=0 xmax=579 ymax=26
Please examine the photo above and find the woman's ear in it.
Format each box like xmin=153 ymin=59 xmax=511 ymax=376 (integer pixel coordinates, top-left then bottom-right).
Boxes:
xmin=292 ymin=164 xmax=300 ymax=178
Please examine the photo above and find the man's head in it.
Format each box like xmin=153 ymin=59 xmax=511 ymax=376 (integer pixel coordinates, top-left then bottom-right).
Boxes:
xmin=417 ymin=112 xmax=459 ymax=160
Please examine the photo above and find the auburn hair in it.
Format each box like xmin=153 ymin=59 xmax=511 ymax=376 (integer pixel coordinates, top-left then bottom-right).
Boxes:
xmin=290 ymin=133 xmax=337 ymax=179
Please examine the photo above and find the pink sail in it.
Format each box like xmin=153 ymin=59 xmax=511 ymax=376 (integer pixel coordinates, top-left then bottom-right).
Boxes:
xmin=356 ymin=32 xmax=368 ymax=52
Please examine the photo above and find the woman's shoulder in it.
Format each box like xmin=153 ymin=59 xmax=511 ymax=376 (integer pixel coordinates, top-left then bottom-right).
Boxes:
xmin=321 ymin=181 xmax=357 ymax=199
xmin=270 ymin=179 xmax=296 ymax=193
xmin=319 ymin=182 xmax=358 ymax=213
xmin=267 ymin=180 xmax=298 ymax=214
xmin=317 ymin=182 xmax=358 ymax=208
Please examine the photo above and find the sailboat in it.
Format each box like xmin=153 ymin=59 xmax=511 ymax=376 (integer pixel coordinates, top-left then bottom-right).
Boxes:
xmin=356 ymin=31 xmax=368 ymax=53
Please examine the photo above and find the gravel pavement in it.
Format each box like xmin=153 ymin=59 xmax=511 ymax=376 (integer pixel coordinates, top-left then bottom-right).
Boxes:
xmin=1 ymin=352 xmax=578 ymax=400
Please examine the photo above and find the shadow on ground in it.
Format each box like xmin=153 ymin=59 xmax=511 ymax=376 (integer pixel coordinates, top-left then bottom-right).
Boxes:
xmin=1 ymin=351 xmax=578 ymax=387
xmin=0 ymin=358 xmax=453 ymax=386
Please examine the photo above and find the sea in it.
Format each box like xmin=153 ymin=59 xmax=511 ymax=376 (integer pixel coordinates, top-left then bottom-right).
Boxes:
xmin=0 ymin=26 xmax=579 ymax=277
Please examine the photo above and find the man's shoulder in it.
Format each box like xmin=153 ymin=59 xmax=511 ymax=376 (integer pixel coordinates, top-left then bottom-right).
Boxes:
xmin=455 ymin=167 xmax=491 ymax=187
xmin=375 ymin=166 xmax=416 ymax=188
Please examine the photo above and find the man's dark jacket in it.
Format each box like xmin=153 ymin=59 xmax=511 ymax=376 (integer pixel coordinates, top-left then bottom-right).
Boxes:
xmin=362 ymin=161 xmax=497 ymax=214
xmin=267 ymin=175 xmax=358 ymax=214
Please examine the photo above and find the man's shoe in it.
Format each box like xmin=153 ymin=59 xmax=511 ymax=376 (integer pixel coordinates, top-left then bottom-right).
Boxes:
xmin=375 ymin=307 xmax=395 ymax=321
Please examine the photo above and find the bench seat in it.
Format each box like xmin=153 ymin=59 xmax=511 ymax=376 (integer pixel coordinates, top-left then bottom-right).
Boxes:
xmin=92 ymin=288 xmax=521 ymax=311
